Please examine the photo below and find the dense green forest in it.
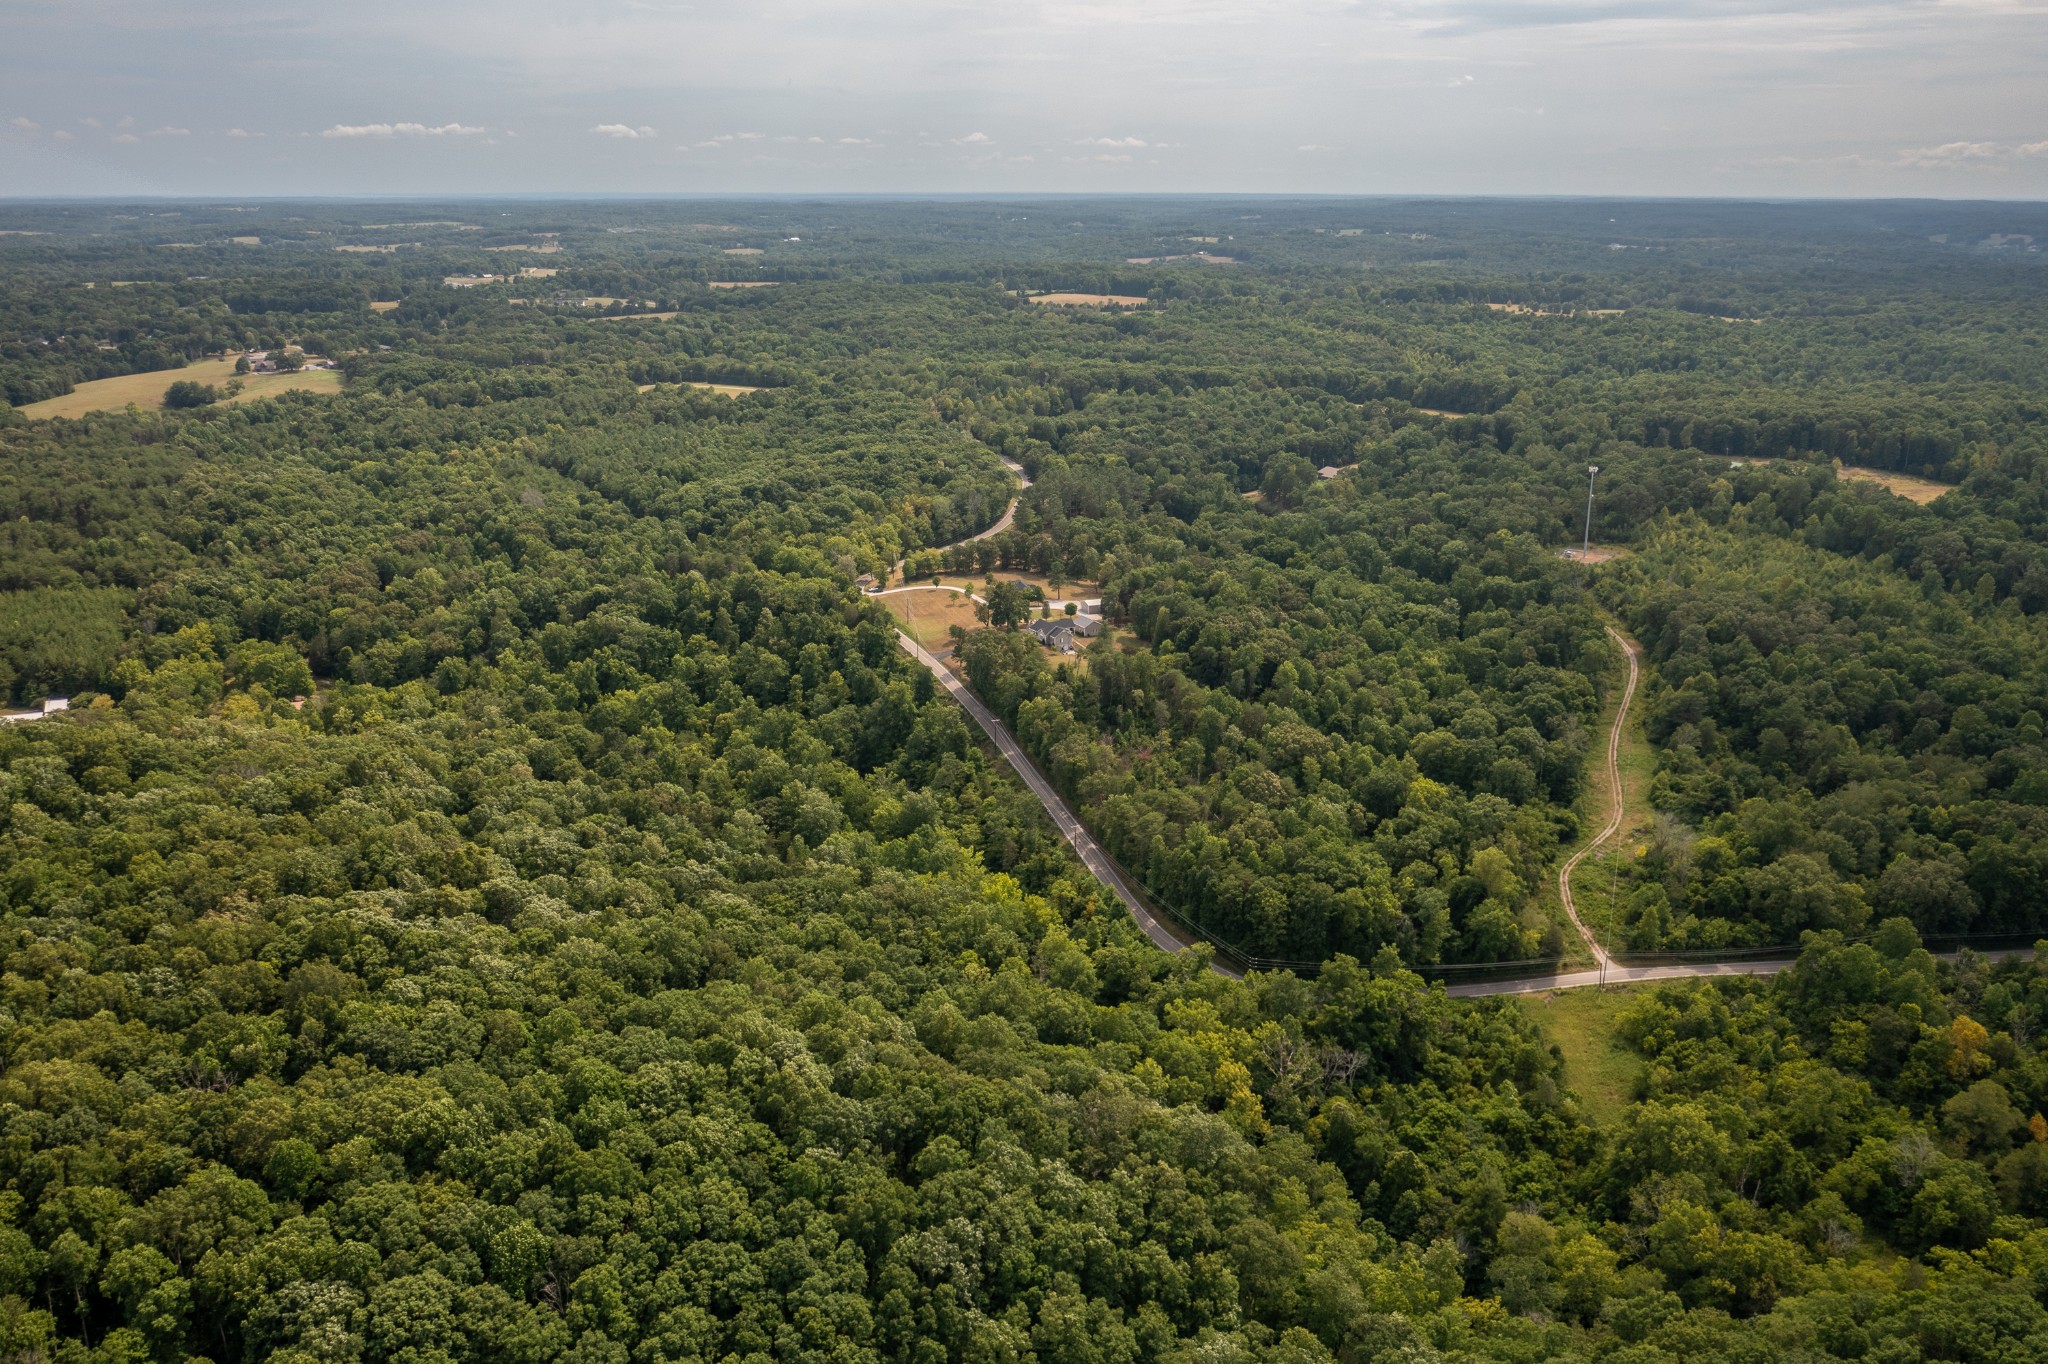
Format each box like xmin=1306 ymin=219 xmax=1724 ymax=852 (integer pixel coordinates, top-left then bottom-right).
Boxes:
xmin=4 ymin=197 xmax=2048 ymax=1363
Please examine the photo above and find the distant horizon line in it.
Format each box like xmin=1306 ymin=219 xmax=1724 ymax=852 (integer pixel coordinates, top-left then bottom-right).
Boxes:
xmin=2 ymin=191 xmax=2046 ymax=207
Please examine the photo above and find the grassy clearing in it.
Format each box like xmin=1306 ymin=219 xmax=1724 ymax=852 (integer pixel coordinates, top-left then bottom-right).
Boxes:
xmin=1486 ymin=303 xmax=1626 ymax=318
xmin=1030 ymin=293 xmax=1149 ymax=308
xmin=1566 ymin=635 xmax=1659 ymax=952
xmin=880 ymin=588 xmax=983 ymax=652
xmin=596 ymin=312 xmax=681 ymax=322
xmin=952 ymin=572 xmax=1100 ymax=603
xmin=369 ymin=301 xmax=401 ymax=313
xmin=1514 ymin=987 xmax=1647 ymax=1125
xmin=637 ymin=381 xmax=763 ymax=397
xmin=1712 ymin=455 xmax=1954 ymax=505
xmin=222 ymin=369 xmax=341 ymax=407
xmin=1526 ymin=627 xmax=1647 ymax=963
xmin=708 ymin=282 xmax=776 ymax=289
xmin=19 ymin=358 xmax=340 ymax=420
xmin=1839 ymin=465 xmax=1953 ymax=504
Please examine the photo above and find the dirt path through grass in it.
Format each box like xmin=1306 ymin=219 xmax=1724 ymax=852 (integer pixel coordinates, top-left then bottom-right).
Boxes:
xmin=1557 ymin=624 xmax=1641 ymax=968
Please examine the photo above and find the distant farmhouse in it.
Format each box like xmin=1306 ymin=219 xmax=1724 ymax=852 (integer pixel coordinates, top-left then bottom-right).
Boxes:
xmin=0 ymin=697 xmax=69 ymax=725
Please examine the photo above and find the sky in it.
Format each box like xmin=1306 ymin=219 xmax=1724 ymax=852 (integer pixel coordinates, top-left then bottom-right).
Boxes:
xmin=3 ymin=0 xmax=2046 ymax=198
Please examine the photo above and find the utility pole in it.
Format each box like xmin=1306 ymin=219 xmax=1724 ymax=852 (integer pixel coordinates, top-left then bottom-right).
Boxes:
xmin=1583 ymin=464 xmax=1600 ymax=557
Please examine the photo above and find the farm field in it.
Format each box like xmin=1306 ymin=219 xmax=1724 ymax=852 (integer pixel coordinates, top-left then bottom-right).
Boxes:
xmin=17 ymin=357 xmax=341 ymax=419
xmin=708 ymin=281 xmax=777 ymax=289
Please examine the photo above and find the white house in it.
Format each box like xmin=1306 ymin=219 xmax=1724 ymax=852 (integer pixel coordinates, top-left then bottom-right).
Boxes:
xmin=1 ymin=697 xmax=71 ymax=725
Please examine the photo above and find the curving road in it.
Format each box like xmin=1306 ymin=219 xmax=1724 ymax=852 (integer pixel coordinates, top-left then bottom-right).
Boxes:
xmin=883 ymin=504 xmax=2013 ymax=997
xmin=890 ymin=458 xmax=1029 ymax=584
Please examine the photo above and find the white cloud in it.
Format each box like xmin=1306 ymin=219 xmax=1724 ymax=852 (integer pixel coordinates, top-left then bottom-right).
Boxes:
xmin=1078 ymin=136 xmax=1147 ymax=148
xmin=1896 ymin=140 xmax=2008 ymax=167
xmin=591 ymin=123 xmax=656 ymax=138
xmin=112 ymin=133 xmax=140 ymax=144
xmin=224 ymin=128 xmax=261 ymax=138
xmin=116 ymin=116 xmax=134 ymax=130
xmin=953 ymin=131 xmax=992 ymax=144
xmin=2019 ymin=140 xmax=2048 ymax=157
xmin=838 ymin=137 xmax=874 ymax=145
xmin=52 ymin=129 xmax=72 ymax=142
xmin=321 ymin=122 xmax=486 ymax=138
xmin=10 ymin=117 xmax=39 ymax=132
xmin=146 ymin=126 xmax=190 ymax=137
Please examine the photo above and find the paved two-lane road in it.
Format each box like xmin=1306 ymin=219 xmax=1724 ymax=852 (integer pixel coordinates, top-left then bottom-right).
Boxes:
xmin=884 ymin=501 xmax=2013 ymax=996
xmin=892 ymin=630 xmax=1232 ymax=972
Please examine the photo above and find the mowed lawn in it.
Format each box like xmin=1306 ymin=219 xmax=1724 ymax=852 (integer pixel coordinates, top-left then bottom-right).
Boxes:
xmin=1515 ymin=987 xmax=1647 ymax=1126
xmin=19 ymin=357 xmax=342 ymax=419
xmin=879 ymin=587 xmax=983 ymax=653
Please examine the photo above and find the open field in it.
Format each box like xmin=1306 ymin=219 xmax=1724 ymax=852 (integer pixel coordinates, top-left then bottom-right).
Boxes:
xmin=708 ymin=281 xmax=777 ymax=289
xmin=723 ymin=247 xmax=764 ymax=255
xmin=1123 ymin=252 xmax=1236 ymax=265
xmin=637 ymin=381 xmax=763 ymax=397
xmin=1559 ymin=545 xmax=1630 ymax=564
xmin=879 ymin=587 xmax=982 ymax=652
xmin=369 ymin=301 xmax=400 ymax=313
xmin=484 ymin=242 xmax=561 ymax=253
xmin=1488 ymin=303 xmax=1626 ymax=317
xmin=933 ymin=571 xmax=1100 ymax=603
xmin=1030 ymin=293 xmax=1149 ymax=307
xmin=1839 ymin=465 xmax=1954 ymax=503
xmin=335 ymin=244 xmax=417 ymax=253
xmin=1715 ymin=455 xmax=1955 ymax=504
xmin=18 ymin=358 xmax=340 ymax=420
xmin=1514 ymin=988 xmax=1646 ymax=1125
xmin=597 ymin=311 xmax=681 ymax=322
xmin=1412 ymin=407 xmax=1472 ymax=418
